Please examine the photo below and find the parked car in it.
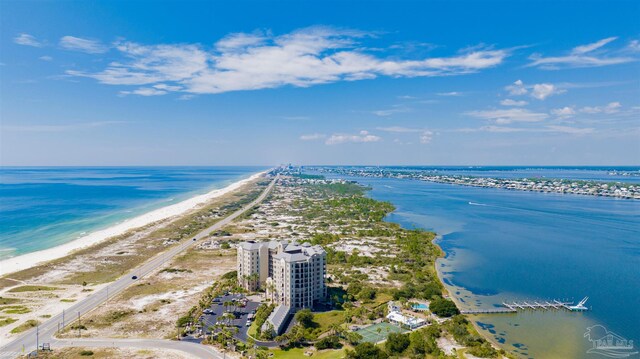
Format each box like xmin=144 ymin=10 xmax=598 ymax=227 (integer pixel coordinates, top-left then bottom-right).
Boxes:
xmin=246 ymin=321 xmax=251 ymax=327
xmin=131 ymin=275 xmax=138 ymax=280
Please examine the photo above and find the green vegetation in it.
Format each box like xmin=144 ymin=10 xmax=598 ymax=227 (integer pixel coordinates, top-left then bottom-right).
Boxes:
xmin=79 ymin=350 xmax=94 ymax=356
xmin=253 ymin=303 xmax=276 ymax=339
xmin=312 ymin=310 xmax=346 ymax=333
xmin=0 ymin=297 xmax=20 ymax=305
xmin=345 ymin=342 xmax=388 ymax=359
xmin=8 ymin=285 xmax=59 ymax=292
xmin=429 ymin=297 xmax=460 ymax=317
xmin=10 ymin=319 xmax=39 ymax=334
xmin=160 ymin=268 xmax=192 ymax=274
xmin=444 ymin=315 xmax=498 ymax=358
xmin=0 ymin=317 xmax=17 ymax=327
xmin=315 ymin=335 xmax=342 ymax=350
xmin=221 ymin=270 xmax=237 ymax=280
xmin=1 ymin=305 xmax=31 ymax=314
xmin=271 ymin=347 xmax=346 ymax=359
xmin=384 ymin=332 xmax=410 ymax=354
xmin=295 ymin=308 xmax=314 ymax=327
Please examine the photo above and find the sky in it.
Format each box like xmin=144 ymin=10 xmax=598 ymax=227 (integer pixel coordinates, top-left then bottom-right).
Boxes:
xmin=1 ymin=0 xmax=639 ymax=166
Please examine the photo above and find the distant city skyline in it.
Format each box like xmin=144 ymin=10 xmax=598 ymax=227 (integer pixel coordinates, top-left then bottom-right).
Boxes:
xmin=1 ymin=0 xmax=639 ymax=166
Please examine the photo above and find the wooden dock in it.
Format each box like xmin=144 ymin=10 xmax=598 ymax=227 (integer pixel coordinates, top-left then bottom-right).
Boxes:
xmin=461 ymin=297 xmax=589 ymax=315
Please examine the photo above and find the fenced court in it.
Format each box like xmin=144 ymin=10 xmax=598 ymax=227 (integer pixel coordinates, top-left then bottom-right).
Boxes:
xmin=356 ymin=322 xmax=406 ymax=343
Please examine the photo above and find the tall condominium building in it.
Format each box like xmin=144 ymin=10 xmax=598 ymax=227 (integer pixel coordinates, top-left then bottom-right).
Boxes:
xmin=236 ymin=240 xmax=326 ymax=309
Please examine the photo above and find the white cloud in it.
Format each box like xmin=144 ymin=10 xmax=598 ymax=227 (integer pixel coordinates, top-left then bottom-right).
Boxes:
xmin=60 ymin=36 xmax=108 ymax=54
xmin=299 ymin=133 xmax=326 ymax=140
xmin=66 ymin=26 xmax=510 ymax=95
xmin=371 ymin=106 xmax=410 ymax=117
xmin=39 ymin=56 xmax=53 ymax=61
xmin=14 ymin=33 xmax=42 ymax=47
xmin=437 ymin=91 xmax=462 ymax=96
xmin=627 ymin=40 xmax=640 ymax=52
xmin=505 ymin=80 xmax=565 ymax=100
xmin=572 ymin=37 xmax=618 ymax=54
xmin=178 ymin=94 xmax=195 ymax=101
xmin=153 ymin=83 xmax=183 ymax=91
xmin=580 ymin=102 xmax=621 ymax=114
xmin=531 ymin=83 xmax=565 ymax=100
xmin=325 ymin=130 xmax=381 ymax=145
xmin=419 ymin=131 xmax=433 ymax=144
xmin=528 ymin=37 xmax=636 ymax=69
xmin=120 ymin=87 xmax=168 ymax=96
xmin=505 ymin=80 xmax=528 ymax=95
xmin=215 ymin=32 xmax=268 ymax=52
xmin=466 ymin=108 xmax=548 ymax=124
xmin=500 ymin=99 xmax=528 ymax=106
xmin=551 ymin=106 xmax=576 ymax=117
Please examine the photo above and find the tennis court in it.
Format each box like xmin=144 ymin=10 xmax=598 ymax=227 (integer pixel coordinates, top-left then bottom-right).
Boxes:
xmin=356 ymin=322 xmax=407 ymax=343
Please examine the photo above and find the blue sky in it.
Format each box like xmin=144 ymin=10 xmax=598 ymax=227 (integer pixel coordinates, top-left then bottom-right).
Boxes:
xmin=1 ymin=0 xmax=639 ymax=166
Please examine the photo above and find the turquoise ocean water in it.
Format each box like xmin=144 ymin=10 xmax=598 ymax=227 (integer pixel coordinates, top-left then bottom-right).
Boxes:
xmin=317 ymin=167 xmax=640 ymax=359
xmin=0 ymin=167 xmax=266 ymax=260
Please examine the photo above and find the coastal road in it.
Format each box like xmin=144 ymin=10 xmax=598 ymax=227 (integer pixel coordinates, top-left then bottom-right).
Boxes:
xmin=0 ymin=174 xmax=277 ymax=358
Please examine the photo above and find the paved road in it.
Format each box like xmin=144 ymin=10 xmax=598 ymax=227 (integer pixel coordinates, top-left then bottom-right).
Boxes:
xmin=0 ymin=174 xmax=276 ymax=358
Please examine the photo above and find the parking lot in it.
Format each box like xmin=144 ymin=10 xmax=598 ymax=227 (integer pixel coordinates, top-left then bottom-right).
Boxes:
xmin=196 ymin=293 xmax=260 ymax=341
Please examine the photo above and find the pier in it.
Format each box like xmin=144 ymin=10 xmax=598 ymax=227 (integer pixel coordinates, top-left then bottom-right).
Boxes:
xmin=461 ymin=297 xmax=589 ymax=315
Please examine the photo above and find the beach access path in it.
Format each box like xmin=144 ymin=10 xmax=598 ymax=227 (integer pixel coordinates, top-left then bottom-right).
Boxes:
xmin=0 ymin=175 xmax=277 ymax=359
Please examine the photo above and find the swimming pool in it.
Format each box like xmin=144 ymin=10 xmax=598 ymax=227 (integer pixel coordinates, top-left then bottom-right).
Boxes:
xmin=413 ymin=303 xmax=429 ymax=310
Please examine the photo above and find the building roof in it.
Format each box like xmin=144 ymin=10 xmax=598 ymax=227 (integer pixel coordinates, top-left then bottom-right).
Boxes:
xmin=264 ymin=304 xmax=291 ymax=334
xmin=239 ymin=240 xmax=325 ymax=262
xmin=272 ymin=241 xmax=325 ymax=263
xmin=238 ymin=241 xmax=265 ymax=250
xmin=386 ymin=312 xmax=426 ymax=327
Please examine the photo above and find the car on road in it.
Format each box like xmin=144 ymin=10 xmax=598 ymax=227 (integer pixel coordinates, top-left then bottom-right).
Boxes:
xmin=246 ymin=321 xmax=251 ymax=327
xmin=131 ymin=275 xmax=138 ymax=280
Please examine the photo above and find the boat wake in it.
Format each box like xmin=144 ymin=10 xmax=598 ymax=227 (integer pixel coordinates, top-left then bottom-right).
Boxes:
xmin=468 ymin=201 xmax=488 ymax=207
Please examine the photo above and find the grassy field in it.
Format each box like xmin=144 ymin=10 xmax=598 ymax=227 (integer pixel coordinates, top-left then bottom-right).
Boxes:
xmin=247 ymin=320 xmax=259 ymax=338
xmin=313 ymin=310 xmax=346 ymax=332
xmin=270 ymin=347 xmax=346 ymax=359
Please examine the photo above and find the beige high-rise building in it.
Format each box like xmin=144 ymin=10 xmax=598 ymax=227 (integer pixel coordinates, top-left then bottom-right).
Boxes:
xmin=236 ymin=240 xmax=326 ymax=309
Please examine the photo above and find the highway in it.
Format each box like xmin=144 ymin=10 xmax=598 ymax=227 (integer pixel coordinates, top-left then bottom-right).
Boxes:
xmin=0 ymin=174 xmax=276 ymax=358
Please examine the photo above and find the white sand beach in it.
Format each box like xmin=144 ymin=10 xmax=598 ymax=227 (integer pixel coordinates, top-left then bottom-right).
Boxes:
xmin=0 ymin=171 xmax=266 ymax=276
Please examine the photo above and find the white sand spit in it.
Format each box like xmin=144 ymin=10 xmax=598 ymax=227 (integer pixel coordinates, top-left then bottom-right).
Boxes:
xmin=0 ymin=172 xmax=265 ymax=276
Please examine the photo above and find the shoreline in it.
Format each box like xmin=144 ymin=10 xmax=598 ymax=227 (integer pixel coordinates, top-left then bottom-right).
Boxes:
xmin=434 ymin=257 xmax=507 ymax=355
xmin=0 ymin=171 xmax=266 ymax=277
